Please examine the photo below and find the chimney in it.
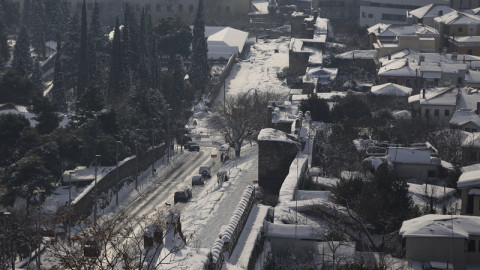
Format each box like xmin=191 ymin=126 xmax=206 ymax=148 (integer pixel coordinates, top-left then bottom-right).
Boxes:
xmin=405 ymin=59 xmax=409 ymax=66
xmin=438 ymin=10 xmax=443 ymax=16
xmin=423 ymin=88 xmax=426 ymax=99
xmin=388 ymin=54 xmax=391 ymax=60
xmin=477 ymin=102 xmax=480 ymax=114
xmin=419 ymin=55 xmax=425 ymax=64
xmin=378 ymin=27 xmax=381 ymax=34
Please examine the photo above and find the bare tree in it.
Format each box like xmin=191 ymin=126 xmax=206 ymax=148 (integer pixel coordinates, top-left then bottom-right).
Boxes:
xmin=209 ymin=91 xmax=282 ymax=157
xmin=44 ymin=209 xmax=192 ymax=269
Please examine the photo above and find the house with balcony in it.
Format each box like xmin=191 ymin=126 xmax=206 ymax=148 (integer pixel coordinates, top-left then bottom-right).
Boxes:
xmin=434 ymin=11 xmax=480 ymax=56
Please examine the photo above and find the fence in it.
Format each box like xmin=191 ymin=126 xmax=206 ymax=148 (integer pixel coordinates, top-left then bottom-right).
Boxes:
xmin=71 ymin=144 xmax=166 ymax=219
xmin=204 ymin=186 xmax=256 ymax=270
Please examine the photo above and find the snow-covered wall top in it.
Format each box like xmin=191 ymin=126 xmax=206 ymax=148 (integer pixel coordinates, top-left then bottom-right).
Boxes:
xmin=257 ymin=128 xmax=298 ymax=144
xmin=457 ymin=169 xmax=480 ymax=189
xmin=278 ymin=155 xmax=308 ymax=204
xmin=265 ymin=222 xmax=324 ymax=240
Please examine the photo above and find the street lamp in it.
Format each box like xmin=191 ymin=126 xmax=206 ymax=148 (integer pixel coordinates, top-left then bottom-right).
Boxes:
xmin=115 ymin=141 xmax=121 ymax=207
xmin=152 ymin=118 xmax=157 ymax=177
xmin=94 ymin=154 xmax=101 ymax=226
xmin=68 ymin=171 xmax=74 ymax=244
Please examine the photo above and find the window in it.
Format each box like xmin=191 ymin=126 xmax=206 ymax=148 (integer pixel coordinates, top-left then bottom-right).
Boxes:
xmin=458 ymin=77 xmax=463 ymax=85
xmin=445 ymin=110 xmax=450 ymax=116
xmin=427 ymin=170 xmax=436 ymax=178
xmin=468 ymin=49 xmax=473 ymax=55
xmin=368 ymin=13 xmax=373 ymax=18
xmin=405 ymin=78 xmax=411 ymax=87
xmin=381 ymin=13 xmax=406 ymax=22
xmin=189 ymin=4 xmax=194 ymax=12
xmin=469 ymin=239 xmax=476 ymax=252
xmin=434 ymin=109 xmax=439 ymax=116
xmin=362 ymin=12 xmax=366 ymax=18
xmin=178 ymin=4 xmax=183 ymax=12
xmin=458 ymin=27 xmax=463 ymax=32
xmin=466 ymin=128 xmax=472 ymax=132
xmin=156 ymin=4 xmax=161 ymax=11
xmin=167 ymin=5 xmax=173 ymax=12
xmin=425 ymin=109 xmax=430 ymax=117
xmin=387 ymin=78 xmax=397 ymax=83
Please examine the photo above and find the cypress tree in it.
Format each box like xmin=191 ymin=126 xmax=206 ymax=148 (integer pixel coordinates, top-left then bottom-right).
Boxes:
xmin=108 ymin=18 xmax=126 ymax=101
xmin=77 ymin=0 xmax=89 ymax=98
xmin=22 ymin=0 xmax=31 ymax=27
xmin=62 ymin=13 xmax=80 ymax=92
xmin=122 ymin=3 xmax=139 ymax=89
xmin=51 ymin=41 xmax=66 ymax=111
xmin=12 ymin=26 xmax=32 ymax=75
xmin=189 ymin=0 xmax=210 ymax=94
xmin=31 ymin=57 xmax=43 ymax=92
xmin=30 ymin=0 xmax=46 ymax=58
xmin=0 ymin=4 xmax=9 ymax=69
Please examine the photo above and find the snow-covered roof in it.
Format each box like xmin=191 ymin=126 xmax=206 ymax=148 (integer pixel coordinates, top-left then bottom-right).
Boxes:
xmin=0 ymin=103 xmax=38 ymax=127
xmin=257 ymin=128 xmax=298 ymax=144
xmin=408 ymin=183 xmax=456 ymax=200
xmin=252 ymin=0 xmax=269 ymax=14
xmin=454 ymin=35 xmax=480 ymax=44
xmin=450 ymin=110 xmax=480 ymax=128
xmin=419 ymin=87 xmax=457 ymax=106
xmin=386 ymin=147 xmax=435 ymax=165
xmin=400 ymin=214 xmax=480 ymax=238
xmin=370 ymin=83 xmax=412 ymax=96
xmin=266 ymin=222 xmax=325 ymax=240
xmin=434 ymin=11 xmax=480 ymax=25
xmin=462 ymin=163 xmax=480 ymax=173
xmin=465 ymin=70 xmax=480 ymax=84
xmin=378 ymin=59 xmax=420 ymax=77
xmin=464 ymin=7 xmax=480 ymax=15
xmin=303 ymin=67 xmax=337 ymax=84
xmin=368 ymin=23 xmax=438 ymax=37
xmin=336 ymin=50 xmax=376 ymax=60
xmin=206 ymin=27 xmax=248 ymax=59
xmin=393 ymin=110 xmax=411 ymax=119
xmin=457 ymin=169 xmax=480 ymax=188
xmin=461 ymin=132 xmax=480 ymax=148
xmin=409 ymin=4 xmax=455 ymax=19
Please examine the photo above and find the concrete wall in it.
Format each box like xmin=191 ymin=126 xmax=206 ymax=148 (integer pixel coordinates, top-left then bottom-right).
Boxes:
xmin=405 ymin=237 xmax=466 ymax=270
xmin=420 ymin=104 xmax=456 ymax=126
xmin=393 ymin=163 xmax=439 ymax=182
xmin=289 ymin=50 xmax=311 ymax=76
xmin=258 ymin=140 xmax=298 ymax=195
xmin=72 ymin=144 xmax=166 ymax=219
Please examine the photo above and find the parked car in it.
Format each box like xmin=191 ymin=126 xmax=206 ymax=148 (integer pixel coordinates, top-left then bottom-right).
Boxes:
xmin=192 ymin=174 xmax=204 ymax=185
xmin=182 ymin=135 xmax=192 ymax=145
xmin=185 ymin=142 xmax=200 ymax=152
xmin=199 ymin=165 xmax=211 ymax=178
xmin=174 ymin=187 xmax=192 ymax=203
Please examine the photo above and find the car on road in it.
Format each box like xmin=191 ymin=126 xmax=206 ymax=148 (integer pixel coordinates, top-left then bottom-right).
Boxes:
xmin=192 ymin=174 xmax=205 ymax=185
xmin=174 ymin=187 xmax=192 ymax=203
xmin=199 ymin=165 xmax=211 ymax=178
xmin=185 ymin=142 xmax=200 ymax=152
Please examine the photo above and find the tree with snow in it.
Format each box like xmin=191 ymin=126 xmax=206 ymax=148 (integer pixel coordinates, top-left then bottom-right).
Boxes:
xmin=189 ymin=0 xmax=210 ymax=94
xmin=76 ymin=0 xmax=89 ymax=98
xmin=209 ymin=92 xmax=281 ymax=157
xmin=11 ymin=26 xmax=32 ymax=75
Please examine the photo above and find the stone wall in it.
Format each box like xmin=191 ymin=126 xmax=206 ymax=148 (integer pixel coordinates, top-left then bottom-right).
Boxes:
xmin=258 ymin=137 xmax=298 ymax=195
xmin=72 ymin=144 xmax=166 ymax=219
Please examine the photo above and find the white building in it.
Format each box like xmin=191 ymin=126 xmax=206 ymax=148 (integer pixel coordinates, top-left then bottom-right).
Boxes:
xmin=359 ymin=0 xmax=449 ymax=27
xmin=203 ymin=27 xmax=249 ymax=59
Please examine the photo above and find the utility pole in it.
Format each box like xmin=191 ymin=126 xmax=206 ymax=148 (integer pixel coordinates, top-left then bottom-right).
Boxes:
xmin=135 ymin=129 xmax=141 ymax=189
xmin=94 ymin=154 xmax=101 ymax=226
xmin=152 ymin=118 xmax=157 ymax=176
xmin=115 ymin=141 xmax=121 ymax=206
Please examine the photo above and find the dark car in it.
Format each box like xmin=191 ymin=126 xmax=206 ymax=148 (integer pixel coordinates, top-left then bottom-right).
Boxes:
xmin=185 ymin=142 xmax=200 ymax=151
xmin=174 ymin=187 xmax=192 ymax=203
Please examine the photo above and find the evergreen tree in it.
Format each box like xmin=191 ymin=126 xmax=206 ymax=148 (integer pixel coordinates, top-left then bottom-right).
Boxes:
xmin=108 ymin=18 xmax=126 ymax=101
xmin=0 ymin=0 xmax=20 ymax=28
xmin=30 ymin=0 xmax=46 ymax=58
xmin=172 ymin=55 xmax=185 ymax=107
xmin=122 ymin=3 xmax=139 ymax=90
xmin=62 ymin=13 xmax=80 ymax=92
xmin=77 ymin=0 xmax=89 ymax=98
xmin=87 ymin=1 xmax=104 ymax=81
xmin=11 ymin=26 xmax=32 ymax=75
xmin=51 ymin=41 xmax=66 ymax=111
xmin=189 ymin=0 xmax=210 ymax=94
xmin=31 ymin=57 xmax=43 ymax=92
xmin=22 ymin=0 xmax=31 ymax=27
xmin=44 ymin=0 xmax=69 ymax=41
xmin=0 ymin=4 xmax=9 ymax=69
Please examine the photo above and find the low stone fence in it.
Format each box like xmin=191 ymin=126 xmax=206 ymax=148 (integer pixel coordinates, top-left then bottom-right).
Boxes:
xmin=204 ymin=185 xmax=256 ymax=269
xmin=71 ymin=144 xmax=166 ymax=219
